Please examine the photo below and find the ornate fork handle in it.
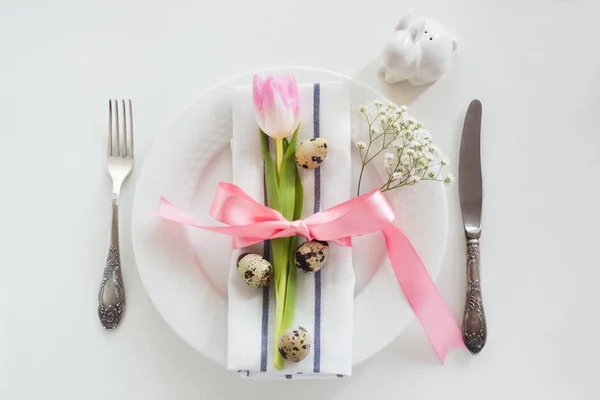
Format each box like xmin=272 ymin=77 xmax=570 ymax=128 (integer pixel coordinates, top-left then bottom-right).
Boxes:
xmin=463 ymin=238 xmax=486 ymax=354
xmin=98 ymin=199 xmax=126 ymax=329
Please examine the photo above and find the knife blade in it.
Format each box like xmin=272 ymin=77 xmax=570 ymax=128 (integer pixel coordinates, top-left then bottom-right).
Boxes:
xmin=458 ymin=99 xmax=486 ymax=355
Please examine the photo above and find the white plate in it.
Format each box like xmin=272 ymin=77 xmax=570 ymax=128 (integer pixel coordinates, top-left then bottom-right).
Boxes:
xmin=132 ymin=66 xmax=448 ymax=366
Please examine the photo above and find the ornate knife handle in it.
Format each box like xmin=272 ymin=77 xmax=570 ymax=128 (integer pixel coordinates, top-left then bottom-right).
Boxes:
xmin=98 ymin=200 xmax=126 ymax=330
xmin=463 ymin=238 xmax=486 ymax=354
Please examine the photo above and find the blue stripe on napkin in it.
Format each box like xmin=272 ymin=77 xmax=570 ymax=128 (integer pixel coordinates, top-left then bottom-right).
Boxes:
xmin=260 ymin=134 xmax=270 ymax=372
xmin=313 ymin=83 xmax=322 ymax=373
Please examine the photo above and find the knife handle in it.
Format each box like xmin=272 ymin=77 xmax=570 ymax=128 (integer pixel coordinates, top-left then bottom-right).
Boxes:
xmin=463 ymin=238 xmax=487 ymax=354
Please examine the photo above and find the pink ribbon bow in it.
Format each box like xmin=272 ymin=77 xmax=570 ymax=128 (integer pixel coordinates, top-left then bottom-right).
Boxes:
xmin=153 ymin=182 xmax=465 ymax=362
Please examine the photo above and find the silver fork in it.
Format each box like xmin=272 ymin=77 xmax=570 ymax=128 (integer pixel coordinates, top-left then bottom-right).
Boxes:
xmin=98 ymin=99 xmax=134 ymax=330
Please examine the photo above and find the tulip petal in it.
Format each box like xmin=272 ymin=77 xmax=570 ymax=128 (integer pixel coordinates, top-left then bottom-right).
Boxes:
xmin=252 ymin=73 xmax=301 ymax=139
xmin=252 ymin=74 xmax=265 ymax=111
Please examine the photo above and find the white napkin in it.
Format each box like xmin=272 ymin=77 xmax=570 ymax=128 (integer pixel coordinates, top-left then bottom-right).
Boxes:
xmin=227 ymin=82 xmax=354 ymax=379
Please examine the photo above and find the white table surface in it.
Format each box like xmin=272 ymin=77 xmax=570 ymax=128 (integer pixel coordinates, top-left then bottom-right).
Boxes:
xmin=2 ymin=0 xmax=599 ymax=398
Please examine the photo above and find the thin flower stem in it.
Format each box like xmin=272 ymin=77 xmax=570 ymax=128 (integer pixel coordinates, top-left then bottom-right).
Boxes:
xmin=358 ymin=114 xmax=376 ymax=196
xmin=381 ymin=177 xmax=444 ymax=192
xmin=358 ymin=111 xmax=401 ymax=195
xmin=357 ymin=164 xmax=366 ymax=197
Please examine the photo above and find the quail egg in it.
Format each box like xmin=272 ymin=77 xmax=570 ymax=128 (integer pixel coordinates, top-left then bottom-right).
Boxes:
xmin=278 ymin=326 xmax=311 ymax=362
xmin=236 ymin=253 xmax=273 ymax=288
xmin=294 ymin=240 xmax=329 ymax=272
xmin=295 ymin=138 xmax=328 ymax=169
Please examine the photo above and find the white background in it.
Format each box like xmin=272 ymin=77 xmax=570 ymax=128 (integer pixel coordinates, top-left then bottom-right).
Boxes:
xmin=1 ymin=0 xmax=599 ymax=398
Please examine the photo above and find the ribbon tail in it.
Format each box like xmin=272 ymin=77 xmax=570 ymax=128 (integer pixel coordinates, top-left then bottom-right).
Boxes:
xmin=151 ymin=197 xmax=205 ymax=226
xmin=148 ymin=197 xmax=293 ymax=249
xmin=382 ymin=223 xmax=466 ymax=363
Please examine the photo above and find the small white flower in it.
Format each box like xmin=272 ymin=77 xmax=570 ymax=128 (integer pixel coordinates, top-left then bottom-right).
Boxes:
xmin=419 ymin=138 xmax=431 ymax=147
xmin=384 ymin=152 xmax=394 ymax=160
xmin=358 ymin=105 xmax=367 ymax=113
xmin=407 ymin=117 xmax=417 ymax=125
xmin=406 ymin=148 xmax=416 ymax=156
xmin=356 ymin=141 xmax=367 ymax=149
xmin=392 ymin=172 xmax=403 ymax=180
xmin=429 ymin=145 xmax=442 ymax=156
xmin=444 ymin=173 xmax=456 ymax=184
xmin=428 ymin=165 xmax=440 ymax=176
xmin=373 ymin=100 xmax=384 ymax=108
xmin=384 ymin=158 xmax=393 ymax=168
xmin=417 ymin=129 xmax=431 ymax=140
xmin=441 ymin=157 xmax=449 ymax=166
xmin=424 ymin=152 xmax=436 ymax=161
xmin=400 ymin=155 xmax=410 ymax=166
xmin=378 ymin=109 xmax=387 ymax=117
xmin=400 ymin=105 xmax=408 ymax=112
xmin=409 ymin=140 xmax=421 ymax=148
xmin=407 ymin=176 xmax=421 ymax=184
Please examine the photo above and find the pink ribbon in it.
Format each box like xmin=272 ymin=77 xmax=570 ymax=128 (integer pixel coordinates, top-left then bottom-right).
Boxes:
xmin=153 ymin=182 xmax=465 ymax=362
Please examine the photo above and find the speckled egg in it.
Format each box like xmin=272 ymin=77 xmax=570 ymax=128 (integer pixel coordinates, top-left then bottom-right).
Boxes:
xmin=236 ymin=253 xmax=273 ymax=288
xmin=295 ymin=138 xmax=328 ymax=169
xmin=278 ymin=327 xmax=311 ymax=362
xmin=294 ymin=240 xmax=329 ymax=272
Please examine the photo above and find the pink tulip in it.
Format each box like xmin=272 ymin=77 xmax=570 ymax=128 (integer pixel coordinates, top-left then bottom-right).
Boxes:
xmin=253 ymin=74 xmax=300 ymax=140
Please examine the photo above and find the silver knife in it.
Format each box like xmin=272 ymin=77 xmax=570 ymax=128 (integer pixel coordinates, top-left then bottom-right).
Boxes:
xmin=459 ymin=99 xmax=486 ymax=354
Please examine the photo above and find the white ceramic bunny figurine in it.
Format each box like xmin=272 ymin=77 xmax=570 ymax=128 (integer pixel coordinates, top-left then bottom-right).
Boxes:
xmin=380 ymin=12 xmax=458 ymax=86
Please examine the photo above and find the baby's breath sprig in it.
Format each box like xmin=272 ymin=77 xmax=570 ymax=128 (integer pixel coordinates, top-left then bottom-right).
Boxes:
xmin=356 ymin=100 xmax=454 ymax=196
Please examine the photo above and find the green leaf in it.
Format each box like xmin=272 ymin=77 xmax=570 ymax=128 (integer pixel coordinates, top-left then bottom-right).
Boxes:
xmin=272 ymin=245 xmax=287 ymax=369
xmin=278 ymin=127 xmax=300 ymax=220
xmin=272 ymin=235 xmax=291 ymax=370
xmin=263 ymin=126 xmax=304 ymax=370
xmin=282 ymin=137 xmax=289 ymax=154
xmin=284 ymin=125 xmax=300 ymax=161
xmin=293 ymin=164 xmax=304 ymax=221
xmin=281 ymin=236 xmax=298 ymax=333
xmin=260 ymin=131 xmax=281 ymax=213
xmin=270 ymin=237 xmax=287 ymax=288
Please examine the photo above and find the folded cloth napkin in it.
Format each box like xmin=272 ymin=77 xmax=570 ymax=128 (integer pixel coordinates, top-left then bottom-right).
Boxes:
xmin=227 ymin=82 xmax=354 ymax=379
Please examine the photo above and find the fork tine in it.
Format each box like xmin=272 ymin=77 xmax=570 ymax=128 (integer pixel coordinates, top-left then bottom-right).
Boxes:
xmin=114 ymin=99 xmax=120 ymax=156
xmin=108 ymin=100 xmax=113 ymax=156
xmin=128 ymin=100 xmax=134 ymax=157
xmin=121 ymin=100 xmax=127 ymax=157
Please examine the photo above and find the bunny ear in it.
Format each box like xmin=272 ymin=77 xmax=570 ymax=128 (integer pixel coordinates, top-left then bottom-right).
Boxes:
xmin=395 ymin=10 xmax=413 ymax=31
xmin=410 ymin=19 xmax=426 ymax=41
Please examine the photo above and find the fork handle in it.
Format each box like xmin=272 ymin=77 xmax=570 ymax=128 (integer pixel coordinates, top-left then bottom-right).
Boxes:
xmin=98 ymin=196 xmax=126 ymax=329
xmin=463 ymin=238 xmax=486 ymax=354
